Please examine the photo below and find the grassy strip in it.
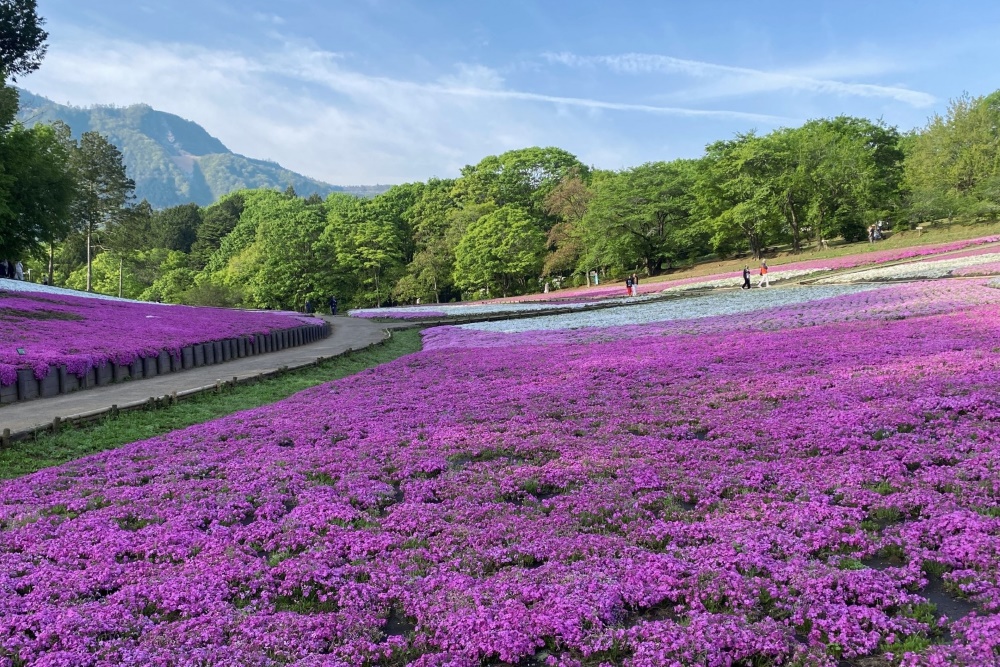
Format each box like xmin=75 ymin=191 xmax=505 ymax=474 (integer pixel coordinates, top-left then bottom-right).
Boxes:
xmin=0 ymin=329 xmax=423 ymax=480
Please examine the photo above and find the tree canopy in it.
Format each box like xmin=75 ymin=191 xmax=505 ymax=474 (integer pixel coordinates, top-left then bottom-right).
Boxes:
xmin=0 ymin=0 xmax=46 ymax=81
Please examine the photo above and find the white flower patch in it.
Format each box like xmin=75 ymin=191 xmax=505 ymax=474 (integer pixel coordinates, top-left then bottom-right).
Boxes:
xmin=350 ymin=293 xmax=661 ymax=319
xmin=661 ymin=268 xmax=828 ymax=291
xmin=817 ymin=252 xmax=1000 ymax=283
xmin=461 ymin=284 xmax=881 ymax=333
xmin=0 ymin=278 xmax=141 ymax=302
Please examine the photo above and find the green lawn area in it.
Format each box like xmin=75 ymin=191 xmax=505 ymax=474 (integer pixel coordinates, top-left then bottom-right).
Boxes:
xmin=0 ymin=329 xmax=423 ymax=480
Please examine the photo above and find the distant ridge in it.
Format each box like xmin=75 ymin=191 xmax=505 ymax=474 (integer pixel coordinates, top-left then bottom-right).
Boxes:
xmin=15 ymin=89 xmax=390 ymax=208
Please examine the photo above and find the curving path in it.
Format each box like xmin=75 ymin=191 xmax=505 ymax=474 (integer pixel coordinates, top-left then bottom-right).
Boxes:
xmin=0 ymin=316 xmax=393 ymax=436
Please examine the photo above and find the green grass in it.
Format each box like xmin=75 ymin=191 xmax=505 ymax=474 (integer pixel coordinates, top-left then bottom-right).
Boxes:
xmin=0 ymin=329 xmax=423 ymax=480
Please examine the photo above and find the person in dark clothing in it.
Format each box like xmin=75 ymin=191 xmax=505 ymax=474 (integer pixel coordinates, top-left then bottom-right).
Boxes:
xmin=304 ymin=299 xmax=315 ymax=314
xmin=328 ymin=296 xmax=338 ymax=315
xmin=741 ymin=265 xmax=751 ymax=289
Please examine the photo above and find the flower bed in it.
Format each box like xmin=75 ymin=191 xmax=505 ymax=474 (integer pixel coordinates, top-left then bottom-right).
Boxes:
xmin=0 ymin=286 xmax=321 ymax=389
xmin=2 ymin=282 xmax=1000 ymax=664
xmin=432 ymin=284 xmax=882 ymax=339
xmin=352 ymin=237 xmax=1000 ymax=321
xmin=348 ymin=296 xmax=655 ymax=321
xmin=817 ymin=251 xmax=1000 ymax=283
xmin=951 ymin=259 xmax=1000 ymax=277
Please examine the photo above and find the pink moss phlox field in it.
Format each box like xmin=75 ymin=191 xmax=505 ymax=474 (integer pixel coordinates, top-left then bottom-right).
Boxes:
xmin=908 ymin=244 xmax=1000 ymax=263
xmin=425 ymin=281 xmax=999 ymax=350
xmin=458 ymin=236 xmax=1000 ymax=306
xmin=351 ymin=238 xmax=1000 ymax=321
xmin=0 ymin=290 xmax=320 ymax=385
xmin=953 ymin=259 xmax=1000 ymax=277
xmin=3 ymin=284 xmax=1000 ymax=665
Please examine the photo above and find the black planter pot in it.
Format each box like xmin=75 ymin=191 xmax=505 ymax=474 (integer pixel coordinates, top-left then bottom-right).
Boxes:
xmin=113 ymin=363 xmax=131 ymax=383
xmin=39 ymin=369 xmax=60 ymax=398
xmin=17 ymin=368 xmax=39 ymax=400
xmin=58 ymin=366 xmax=80 ymax=394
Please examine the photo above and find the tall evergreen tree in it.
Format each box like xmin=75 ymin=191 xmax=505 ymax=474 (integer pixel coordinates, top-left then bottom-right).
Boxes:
xmin=70 ymin=131 xmax=135 ymax=291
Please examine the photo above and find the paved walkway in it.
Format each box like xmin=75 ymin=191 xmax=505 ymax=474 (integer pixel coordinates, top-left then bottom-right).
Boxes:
xmin=0 ymin=316 xmax=390 ymax=435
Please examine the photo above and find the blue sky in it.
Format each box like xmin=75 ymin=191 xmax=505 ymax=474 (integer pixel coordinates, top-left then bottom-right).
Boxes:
xmin=25 ymin=0 xmax=1000 ymax=185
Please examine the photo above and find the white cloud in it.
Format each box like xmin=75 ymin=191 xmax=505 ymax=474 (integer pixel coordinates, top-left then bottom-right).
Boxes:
xmin=252 ymin=12 xmax=286 ymax=25
xmin=22 ymin=33 xmax=791 ymax=184
xmin=544 ymin=51 xmax=936 ymax=108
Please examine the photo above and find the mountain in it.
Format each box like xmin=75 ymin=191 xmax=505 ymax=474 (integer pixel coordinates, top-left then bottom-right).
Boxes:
xmin=15 ymin=89 xmax=390 ymax=208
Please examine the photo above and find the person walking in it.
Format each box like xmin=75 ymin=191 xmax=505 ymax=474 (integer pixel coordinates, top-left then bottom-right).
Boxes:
xmin=757 ymin=260 xmax=770 ymax=288
xmin=741 ymin=265 xmax=751 ymax=290
xmin=328 ymin=296 xmax=338 ymax=315
xmin=631 ymin=273 xmax=640 ymax=296
xmin=625 ymin=275 xmax=634 ymax=297
xmin=304 ymin=298 xmax=314 ymax=314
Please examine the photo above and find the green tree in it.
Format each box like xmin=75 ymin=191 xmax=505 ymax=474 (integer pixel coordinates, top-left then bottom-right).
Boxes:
xmin=65 ymin=251 xmax=144 ymax=298
xmin=453 ymin=205 xmax=544 ymax=296
xmin=0 ymin=119 xmax=75 ymax=263
xmin=0 ymin=0 xmax=47 ymax=81
xmin=453 ymin=146 xmax=586 ymax=226
xmin=140 ymin=250 xmax=197 ymax=303
xmin=395 ymin=178 xmax=459 ymax=303
xmin=189 ymin=191 xmax=244 ymax=269
xmin=153 ymin=202 xmax=202 ymax=252
xmin=70 ymin=130 xmax=135 ymax=291
xmin=542 ymin=169 xmax=592 ymax=278
xmin=104 ymin=199 xmax=157 ymax=297
xmin=582 ymin=160 xmax=703 ymax=273
xmin=327 ymin=196 xmax=404 ymax=307
xmin=796 ymin=117 xmax=904 ymax=242
xmin=200 ymin=189 xmax=321 ymax=308
xmin=905 ymin=92 xmax=1000 ymax=223
xmin=696 ymin=133 xmax=783 ymax=259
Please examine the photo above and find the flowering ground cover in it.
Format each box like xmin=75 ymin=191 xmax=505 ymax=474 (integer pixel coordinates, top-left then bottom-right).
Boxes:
xmin=351 ymin=237 xmax=1000 ymax=322
xmin=0 ymin=287 xmax=318 ymax=386
xmin=592 ymin=237 xmax=1000 ymax=296
xmin=954 ymin=260 xmax=1000 ymax=277
xmin=3 ymin=281 xmax=1000 ymax=665
xmin=441 ymin=284 xmax=891 ymax=338
xmin=478 ymin=236 xmax=1000 ymax=305
xmin=816 ymin=252 xmax=1000 ymax=284
xmin=0 ymin=278 xmax=137 ymax=302
xmin=348 ymin=296 xmax=657 ymax=321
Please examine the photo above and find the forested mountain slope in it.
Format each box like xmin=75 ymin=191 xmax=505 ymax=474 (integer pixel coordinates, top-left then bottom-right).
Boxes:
xmin=15 ymin=89 xmax=388 ymax=208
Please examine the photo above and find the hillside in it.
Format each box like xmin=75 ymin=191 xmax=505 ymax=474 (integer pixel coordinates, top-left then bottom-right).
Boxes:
xmin=15 ymin=89 xmax=389 ymax=208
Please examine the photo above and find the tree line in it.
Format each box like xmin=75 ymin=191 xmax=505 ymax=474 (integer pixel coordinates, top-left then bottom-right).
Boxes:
xmin=4 ymin=2 xmax=1000 ymax=309
xmin=0 ymin=0 xmax=135 ymax=292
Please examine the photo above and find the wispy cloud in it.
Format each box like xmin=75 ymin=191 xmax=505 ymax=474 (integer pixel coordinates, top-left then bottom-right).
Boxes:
xmin=544 ymin=51 xmax=936 ymax=107
xmin=283 ymin=53 xmax=792 ymax=125
xmin=23 ymin=34 xmax=790 ymax=183
xmin=252 ymin=12 xmax=286 ymax=25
